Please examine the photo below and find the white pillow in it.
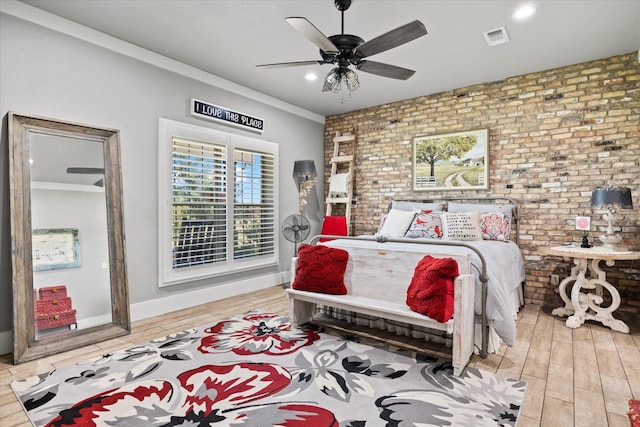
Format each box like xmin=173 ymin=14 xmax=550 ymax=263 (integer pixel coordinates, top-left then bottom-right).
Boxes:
xmin=441 ymin=211 xmax=483 ymax=241
xmin=378 ymin=209 xmax=417 ymax=237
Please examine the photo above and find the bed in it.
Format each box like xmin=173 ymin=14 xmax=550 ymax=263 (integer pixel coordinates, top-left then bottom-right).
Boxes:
xmin=291 ymin=197 xmax=525 ymax=358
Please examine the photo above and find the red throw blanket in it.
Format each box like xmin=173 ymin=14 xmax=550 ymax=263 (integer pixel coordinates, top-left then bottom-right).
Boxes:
xmin=406 ymin=256 xmax=459 ymax=323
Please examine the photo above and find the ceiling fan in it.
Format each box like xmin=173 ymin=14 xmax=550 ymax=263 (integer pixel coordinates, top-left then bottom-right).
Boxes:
xmin=256 ymin=0 xmax=428 ymax=93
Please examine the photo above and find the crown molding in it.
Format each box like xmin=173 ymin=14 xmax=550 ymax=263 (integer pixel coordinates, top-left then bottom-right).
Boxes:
xmin=0 ymin=0 xmax=325 ymax=124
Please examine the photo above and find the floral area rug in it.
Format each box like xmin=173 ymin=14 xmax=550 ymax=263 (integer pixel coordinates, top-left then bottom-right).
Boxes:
xmin=12 ymin=311 xmax=526 ymax=426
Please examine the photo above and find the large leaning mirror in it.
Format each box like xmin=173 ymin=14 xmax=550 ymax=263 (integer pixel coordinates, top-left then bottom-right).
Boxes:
xmin=8 ymin=112 xmax=130 ymax=364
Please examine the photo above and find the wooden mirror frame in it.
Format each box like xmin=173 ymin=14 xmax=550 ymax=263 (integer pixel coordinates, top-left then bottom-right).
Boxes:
xmin=8 ymin=112 xmax=130 ymax=364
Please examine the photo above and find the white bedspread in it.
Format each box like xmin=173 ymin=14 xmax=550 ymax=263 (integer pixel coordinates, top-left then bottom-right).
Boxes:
xmin=323 ymin=238 xmax=525 ymax=347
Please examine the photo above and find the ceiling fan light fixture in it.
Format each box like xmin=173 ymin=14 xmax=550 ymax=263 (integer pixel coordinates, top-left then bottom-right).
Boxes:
xmin=344 ymin=68 xmax=359 ymax=91
xmin=323 ymin=67 xmax=359 ymax=93
xmin=323 ymin=67 xmax=342 ymax=92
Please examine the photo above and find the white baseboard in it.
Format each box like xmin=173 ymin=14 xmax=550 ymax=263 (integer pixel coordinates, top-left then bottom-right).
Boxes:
xmin=0 ymin=271 xmax=288 ymax=357
xmin=130 ymin=271 xmax=287 ymax=322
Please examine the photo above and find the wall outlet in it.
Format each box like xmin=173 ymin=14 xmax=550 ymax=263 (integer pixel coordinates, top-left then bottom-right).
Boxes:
xmin=550 ymin=274 xmax=560 ymax=285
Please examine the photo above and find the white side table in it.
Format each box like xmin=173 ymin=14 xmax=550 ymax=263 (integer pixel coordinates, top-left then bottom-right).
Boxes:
xmin=542 ymin=246 xmax=640 ymax=333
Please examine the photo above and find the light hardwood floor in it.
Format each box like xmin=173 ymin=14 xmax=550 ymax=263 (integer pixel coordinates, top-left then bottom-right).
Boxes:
xmin=1 ymin=285 xmax=638 ymax=426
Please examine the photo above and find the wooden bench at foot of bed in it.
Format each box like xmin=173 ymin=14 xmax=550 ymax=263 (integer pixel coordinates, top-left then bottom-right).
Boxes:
xmin=286 ymin=241 xmax=476 ymax=377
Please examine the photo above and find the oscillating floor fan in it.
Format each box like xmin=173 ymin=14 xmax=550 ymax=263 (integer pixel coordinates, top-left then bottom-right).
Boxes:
xmin=281 ymin=214 xmax=311 ymax=256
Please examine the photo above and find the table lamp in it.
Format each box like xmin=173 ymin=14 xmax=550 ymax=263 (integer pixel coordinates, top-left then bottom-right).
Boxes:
xmin=591 ymin=186 xmax=633 ymax=250
xmin=293 ymin=160 xmax=317 ymax=213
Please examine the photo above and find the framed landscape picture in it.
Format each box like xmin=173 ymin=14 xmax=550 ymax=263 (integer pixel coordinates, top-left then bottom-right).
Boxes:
xmin=413 ymin=129 xmax=489 ymax=191
xmin=32 ymin=228 xmax=81 ymax=271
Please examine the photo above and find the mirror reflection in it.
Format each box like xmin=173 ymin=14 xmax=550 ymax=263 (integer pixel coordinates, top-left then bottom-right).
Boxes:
xmin=9 ymin=112 xmax=130 ymax=364
xmin=29 ymin=134 xmax=112 ymax=339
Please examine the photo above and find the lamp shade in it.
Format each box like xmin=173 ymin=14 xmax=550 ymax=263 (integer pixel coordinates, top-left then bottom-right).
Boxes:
xmin=591 ymin=186 xmax=633 ymax=210
xmin=293 ymin=160 xmax=317 ymax=184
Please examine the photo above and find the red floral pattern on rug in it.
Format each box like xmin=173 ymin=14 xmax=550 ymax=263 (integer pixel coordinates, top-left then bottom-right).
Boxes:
xmin=43 ymin=363 xmax=336 ymax=426
xmin=198 ymin=312 xmax=320 ymax=355
xmin=12 ymin=310 xmax=526 ymax=427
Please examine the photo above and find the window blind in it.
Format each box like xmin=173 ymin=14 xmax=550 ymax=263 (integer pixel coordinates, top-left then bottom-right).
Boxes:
xmin=171 ymin=137 xmax=227 ymax=268
xmin=233 ymin=149 xmax=275 ymax=260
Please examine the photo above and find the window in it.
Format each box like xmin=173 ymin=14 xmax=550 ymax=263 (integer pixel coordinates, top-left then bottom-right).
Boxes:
xmin=159 ymin=119 xmax=278 ymax=286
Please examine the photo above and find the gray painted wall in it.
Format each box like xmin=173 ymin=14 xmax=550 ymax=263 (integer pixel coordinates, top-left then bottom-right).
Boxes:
xmin=0 ymin=12 xmax=326 ymax=353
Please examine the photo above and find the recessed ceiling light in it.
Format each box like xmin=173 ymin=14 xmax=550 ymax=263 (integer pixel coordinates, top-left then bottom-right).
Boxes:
xmin=305 ymin=72 xmax=318 ymax=81
xmin=513 ymin=5 xmax=536 ymax=20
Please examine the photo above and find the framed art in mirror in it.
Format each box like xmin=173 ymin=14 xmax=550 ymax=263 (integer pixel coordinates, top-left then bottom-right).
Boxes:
xmin=8 ymin=112 xmax=130 ymax=364
xmin=32 ymin=228 xmax=81 ymax=271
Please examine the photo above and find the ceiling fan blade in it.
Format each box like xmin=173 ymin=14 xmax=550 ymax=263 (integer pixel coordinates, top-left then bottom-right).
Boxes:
xmin=66 ymin=167 xmax=105 ymax=174
xmin=286 ymin=17 xmax=339 ymax=53
xmin=256 ymin=60 xmax=324 ymax=69
xmin=354 ymin=20 xmax=427 ymax=59
xmin=357 ymin=60 xmax=416 ymax=80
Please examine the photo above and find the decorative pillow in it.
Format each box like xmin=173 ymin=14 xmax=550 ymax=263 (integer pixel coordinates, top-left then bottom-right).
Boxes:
xmin=377 ymin=208 xmax=417 ymax=237
xmin=406 ymin=255 xmax=459 ymax=323
xmin=441 ymin=211 xmax=483 ymax=240
xmin=392 ymin=201 xmax=445 ymax=212
xmin=291 ymin=245 xmax=348 ymax=294
xmin=448 ymin=202 xmax=513 ymax=240
xmin=481 ymin=212 xmax=511 ymax=241
xmin=405 ymin=211 xmax=442 ymax=239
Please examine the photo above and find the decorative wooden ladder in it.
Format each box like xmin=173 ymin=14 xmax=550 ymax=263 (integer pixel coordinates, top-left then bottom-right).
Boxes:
xmin=325 ymin=131 xmax=355 ymax=234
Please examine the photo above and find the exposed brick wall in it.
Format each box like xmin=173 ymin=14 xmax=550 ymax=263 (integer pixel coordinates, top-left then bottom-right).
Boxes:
xmin=323 ymin=52 xmax=640 ymax=313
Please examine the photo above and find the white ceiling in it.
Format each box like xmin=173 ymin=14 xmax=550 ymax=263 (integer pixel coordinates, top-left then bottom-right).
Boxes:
xmin=16 ymin=0 xmax=640 ymax=117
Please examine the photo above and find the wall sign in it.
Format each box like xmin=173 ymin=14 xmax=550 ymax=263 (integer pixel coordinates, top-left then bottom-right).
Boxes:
xmin=190 ymin=98 xmax=264 ymax=133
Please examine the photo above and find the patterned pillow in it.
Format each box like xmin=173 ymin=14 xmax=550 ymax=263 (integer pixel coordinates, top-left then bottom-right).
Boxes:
xmin=405 ymin=211 xmax=442 ymax=238
xmin=481 ymin=212 xmax=511 ymax=242
xmin=441 ymin=212 xmax=483 ymax=241
xmin=448 ymin=202 xmax=513 ymax=240
xmin=292 ymin=245 xmax=348 ymax=295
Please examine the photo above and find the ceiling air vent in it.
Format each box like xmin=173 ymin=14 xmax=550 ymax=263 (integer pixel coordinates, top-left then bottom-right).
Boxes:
xmin=484 ymin=27 xmax=510 ymax=46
